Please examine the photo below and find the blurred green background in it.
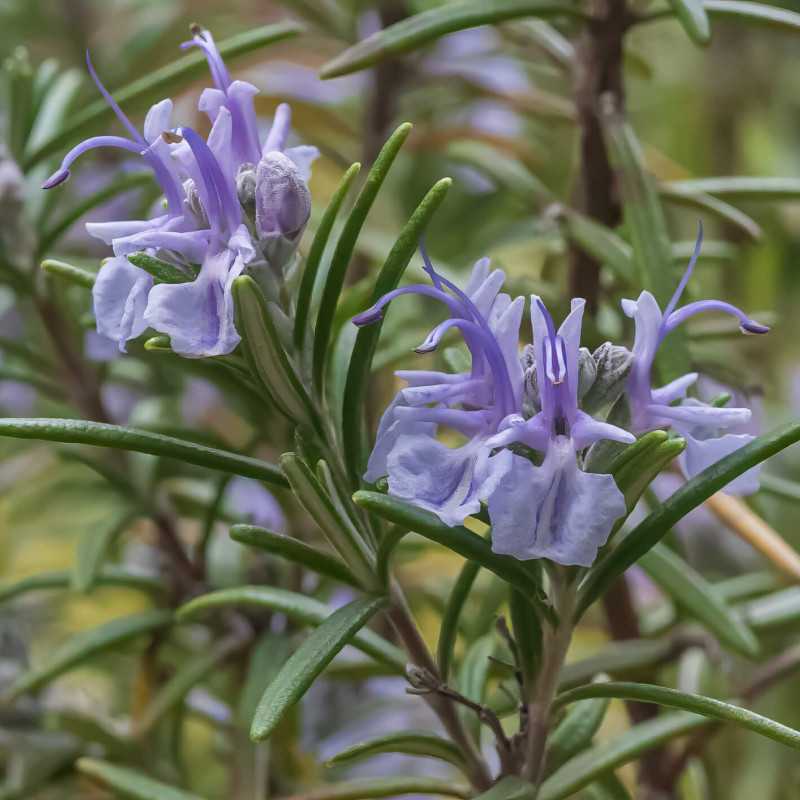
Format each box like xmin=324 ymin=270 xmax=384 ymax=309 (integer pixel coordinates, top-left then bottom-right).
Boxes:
xmin=3 ymin=0 xmax=800 ymax=797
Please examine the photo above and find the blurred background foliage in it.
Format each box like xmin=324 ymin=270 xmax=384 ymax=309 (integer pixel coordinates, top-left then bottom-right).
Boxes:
xmin=2 ymin=0 xmax=800 ymax=798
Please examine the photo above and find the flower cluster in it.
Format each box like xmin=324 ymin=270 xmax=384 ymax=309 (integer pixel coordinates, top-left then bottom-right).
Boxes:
xmin=354 ymin=231 xmax=768 ymax=567
xmin=43 ymin=26 xmax=317 ymax=357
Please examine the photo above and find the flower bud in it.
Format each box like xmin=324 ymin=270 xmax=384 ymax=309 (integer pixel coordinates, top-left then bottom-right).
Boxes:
xmin=581 ymin=341 xmax=632 ymax=415
xmin=577 ymin=346 xmax=596 ymax=402
xmin=254 ymin=151 xmax=311 ymax=269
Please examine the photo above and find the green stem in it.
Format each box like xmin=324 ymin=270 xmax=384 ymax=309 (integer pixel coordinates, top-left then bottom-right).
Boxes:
xmin=524 ymin=569 xmax=576 ymax=787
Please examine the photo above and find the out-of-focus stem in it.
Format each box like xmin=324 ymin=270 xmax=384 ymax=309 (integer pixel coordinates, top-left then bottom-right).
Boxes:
xmin=386 ymin=584 xmax=493 ymax=791
xmin=705 ymin=491 xmax=800 ymax=581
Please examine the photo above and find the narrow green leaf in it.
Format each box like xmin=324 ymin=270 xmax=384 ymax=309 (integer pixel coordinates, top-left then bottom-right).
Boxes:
xmin=250 ymin=595 xmax=387 ymax=740
xmin=714 ymin=570 xmax=782 ymax=602
xmin=238 ymin=631 xmax=292 ymax=726
xmin=41 ymin=258 xmax=95 ymax=288
xmin=554 ymin=207 xmax=634 ymax=283
xmin=230 ymin=524 xmax=360 ymax=587
xmin=177 ymin=586 xmax=404 ymax=671
xmin=72 ymin=508 xmax=140 ymax=593
xmin=612 ymin=436 xmax=686 ymax=517
xmin=320 ymin=0 xmax=584 ymax=78
xmin=758 ymin=473 xmax=800 ymax=502
xmin=294 ymin=162 xmax=361 ymax=348
xmin=539 ymin=712 xmax=709 ymax=800
xmin=0 ymin=363 xmax=65 ymax=397
xmin=473 ymin=777 xmax=535 ymax=800
xmin=233 ymin=276 xmax=317 ymax=427
xmin=447 ymin=141 xmax=555 ymax=202
xmin=135 ymin=634 xmax=244 ymax=736
xmin=576 ymin=422 xmax=800 ymax=618
xmin=510 ymin=588 xmax=543 ymax=693
xmin=24 ymin=22 xmax=303 ymax=168
xmin=272 ymin=777 xmax=471 ymax=799
xmin=554 ymin=681 xmax=800 ymax=751
xmin=639 ymin=544 xmax=760 ymax=657
xmin=341 ymin=176 xmax=452 ymax=480
xmin=353 ymin=491 xmax=546 ymax=608
xmin=659 ymin=184 xmax=761 ymax=241
xmin=4 ymin=47 xmax=34 ymax=163
xmin=0 ymin=418 xmax=288 ymax=488
xmin=672 ymin=239 xmax=738 ymax=264
xmin=326 ymin=729 xmax=467 ymax=770
xmin=76 ymin=758 xmax=205 ymax=800
xmin=0 ymin=567 xmax=162 ymax=602
xmin=704 ymin=0 xmax=800 ymax=33
xmin=5 ymin=610 xmax=172 ymax=699
xmin=601 ymin=430 xmax=669 ymax=477
xmin=599 ymin=99 xmax=690 ymax=380
xmin=438 ymin=560 xmax=482 ymax=681
xmin=127 ymin=252 xmax=198 ymax=284
xmin=376 ymin=524 xmax=409 ymax=586
xmin=25 ymin=68 xmax=83 ymax=161
xmin=584 ymin=773 xmax=634 ymax=800
xmin=665 ymin=176 xmax=800 ymax=201
xmin=558 ymin=638 xmax=676 ymax=691
xmin=738 ymin=586 xmax=800 ymax=631
xmin=312 ymin=123 xmax=412 ymax=389
xmin=281 ymin=453 xmax=376 ymax=585
xmin=668 ymin=0 xmax=711 ymax=43
xmin=546 ymin=687 xmax=611 ymax=774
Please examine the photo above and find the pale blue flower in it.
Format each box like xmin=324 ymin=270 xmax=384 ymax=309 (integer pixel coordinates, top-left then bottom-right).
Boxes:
xmin=353 ymin=251 xmax=524 ymax=526
xmin=144 ymin=127 xmax=254 ymax=357
xmin=42 ymin=54 xmax=205 ymax=351
xmin=485 ymin=298 xmax=634 ymax=566
xmin=44 ymin=28 xmax=318 ymax=357
xmin=622 ymin=225 xmax=769 ymax=493
xmin=186 ymin=27 xmax=317 ymax=268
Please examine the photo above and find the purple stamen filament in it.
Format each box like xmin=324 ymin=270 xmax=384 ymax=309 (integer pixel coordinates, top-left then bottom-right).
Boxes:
xmin=179 ymin=127 xmax=241 ymax=238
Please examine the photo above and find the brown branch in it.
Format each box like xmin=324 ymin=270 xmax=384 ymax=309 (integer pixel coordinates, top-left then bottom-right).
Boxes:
xmin=569 ymin=0 xmax=630 ymax=312
xmin=386 ymin=592 xmax=493 ymax=790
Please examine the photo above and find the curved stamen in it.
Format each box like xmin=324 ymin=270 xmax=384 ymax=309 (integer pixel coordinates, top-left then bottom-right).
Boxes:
xmin=42 ymin=136 xmax=142 ymax=189
xmin=419 ymin=238 xmax=444 ymax=291
xmin=420 ymin=241 xmax=481 ymax=323
xmin=663 ymin=220 xmax=703 ymax=320
xmin=353 ymin=284 xmax=463 ymax=326
xmin=419 ymin=243 xmax=517 ymax=414
xmin=179 ymin=127 xmax=241 ymax=235
xmin=182 ymin=26 xmax=231 ymax=91
xmin=416 ymin=317 xmax=515 ymax=417
xmin=662 ymin=300 xmax=770 ymax=338
xmin=86 ymin=52 xmax=145 ymax=146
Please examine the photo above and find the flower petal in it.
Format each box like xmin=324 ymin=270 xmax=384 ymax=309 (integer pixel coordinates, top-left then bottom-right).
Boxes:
xmin=364 ymin=394 xmax=437 ymax=484
xmin=651 ymin=372 xmax=698 ymax=405
xmin=285 ymin=145 xmax=319 ymax=182
xmin=570 ymin=409 xmax=635 ymax=450
xmin=679 ymin=430 xmax=761 ymax=495
xmin=143 ymin=99 xmax=174 ymax=143
xmin=387 ymin=434 xmax=496 ymax=527
xmin=144 ymin=249 xmax=243 ymax=357
xmin=488 ymin=436 xmax=626 ymax=566
xmin=92 ymin=255 xmax=153 ymax=351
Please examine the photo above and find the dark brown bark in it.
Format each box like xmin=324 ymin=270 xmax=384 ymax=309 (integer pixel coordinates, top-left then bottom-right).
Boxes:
xmin=569 ymin=0 xmax=629 ymax=311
